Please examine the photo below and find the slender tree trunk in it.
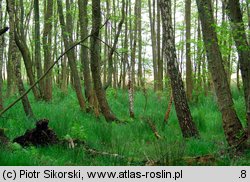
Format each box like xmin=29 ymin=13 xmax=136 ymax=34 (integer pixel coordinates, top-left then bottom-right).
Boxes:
xmin=197 ymin=18 xmax=202 ymax=91
xmin=103 ymin=0 xmax=110 ymax=85
xmin=137 ymin=0 xmax=143 ymax=88
xmin=122 ymin=0 xmax=129 ymax=90
xmin=78 ymin=0 xmax=92 ymax=104
xmin=149 ymin=0 xmax=158 ymax=91
xmin=104 ymin=0 xmax=125 ymax=90
xmin=6 ymin=32 xmax=15 ymax=97
xmin=196 ymin=0 xmax=246 ymax=147
xmin=90 ymin=0 xmax=118 ymax=122
xmin=185 ymin=0 xmax=192 ymax=100
xmin=157 ymin=0 xmax=163 ymax=91
xmin=43 ymin=0 xmax=53 ymax=101
xmin=160 ymin=0 xmax=199 ymax=138
xmin=34 ymin=0 xmax=44 ymax=97
xmin=57 ymin=0 xmax=86 ymax=110
xmin=129 ymin=0 xmax=139 ymax=118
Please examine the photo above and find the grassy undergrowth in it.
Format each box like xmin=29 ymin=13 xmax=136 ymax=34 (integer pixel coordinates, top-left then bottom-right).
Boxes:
xmin=0 ymin=86 xmax=249 ymax=166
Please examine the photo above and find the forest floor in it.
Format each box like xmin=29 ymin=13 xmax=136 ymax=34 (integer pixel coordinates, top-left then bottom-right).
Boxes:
xmin=0 ymin=86 xmax=250 ymax=166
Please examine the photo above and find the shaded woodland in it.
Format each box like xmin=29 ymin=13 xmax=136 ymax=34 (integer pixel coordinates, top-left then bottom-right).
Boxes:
xmin=0 ymin=0 xmax=250 ymax=165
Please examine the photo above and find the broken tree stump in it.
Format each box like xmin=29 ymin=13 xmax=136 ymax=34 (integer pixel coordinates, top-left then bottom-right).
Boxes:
xmin=13 ymin=119 xmax=58 ymax=147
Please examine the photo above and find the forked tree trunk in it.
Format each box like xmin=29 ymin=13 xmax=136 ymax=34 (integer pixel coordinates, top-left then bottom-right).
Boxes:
xmin=90 ymin=0 xmax=118 ymax=122
xmin=196 ymin=0 xmax=246 ymax=147
xmin=7 ymin=0 xmax=33 ymax=118
xmin=160 ymin=0 xmax=199 ymax=138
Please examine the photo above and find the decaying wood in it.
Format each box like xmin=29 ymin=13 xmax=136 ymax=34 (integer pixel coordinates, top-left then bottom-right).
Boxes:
xmin=13 ymin=119 xmax=58 ymax=147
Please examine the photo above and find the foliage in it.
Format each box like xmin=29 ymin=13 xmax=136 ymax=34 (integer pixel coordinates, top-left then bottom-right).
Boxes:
xmin=0 ymin=88 xmax=249 ymax=166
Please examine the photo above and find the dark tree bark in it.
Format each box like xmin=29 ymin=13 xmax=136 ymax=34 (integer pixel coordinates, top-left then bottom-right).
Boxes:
xmin=57 ymin=0 xmax=86 ymax=110
xmin=122 ymin=0 xmax=129 ymax=90
xmin=223 ymin=0 xmax=250 ymax=118
xmin=157 ymin=0 xmax=163 ymax=91
xmin=90 ymin=0 xmax=118 ymax=122
xmin=196 ymin=0 xmax=246 ymax=147
xmin=128 ymin=0 xmax=139 ymax=118
xmin=14 ymin=32 xmax=41 ymax=100
xmin=185 ymin=0 xmax=193 ymax=100
xmin=7 ymin=0 xmax=33 ymax=117
xmin=160 ymin=0 xmax=199 ymax=138
xmin=34 ymin=0 xmax=44 ymax=97
xmin=78 ymin=0 xmax=93 ymax=105
xmin=43 ymin=0 xmax=53 ymax=101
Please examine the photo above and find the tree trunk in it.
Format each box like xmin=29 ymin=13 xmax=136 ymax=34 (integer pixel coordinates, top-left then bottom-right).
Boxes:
xmin=15 ymin=30 xmax=41 ymax=100
xmin=185 ymin=0 xmax=192 ymax=100
xmin=128 ymin=0 xmax=139 ymax=118
xmin=157 ymin=0 xmax=163 ymax=91
xmin=160 ymin=0 xmax=199 ymax=138
xmin=223 ymin=0 xmax=250 ymax=110
xmin=7 ymin=0 xmax=33 ymax=117
xmin=34 ymin=0 xmax=44 ymax=97
xmin=122 ymin=0 xmax=129 ymax=90
xmin=148 ymin=0 xmax=158 ymax=91
xmin=43 ymin=0 xmax=53 ymax=101
xmin=104 ymin=0 xmax=125 ymax=90
xmin=90 ymin=0 xmax=118 ymax=122
xmin=196 ymin=0 xmax=246 ymax=147
xmin=137 ymin=0 xmax=143 ymax=88
xmin=78 ymin=0 xmax=93 ymax=104
xmin=57 ymin=0 xmax=86 ymax=110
